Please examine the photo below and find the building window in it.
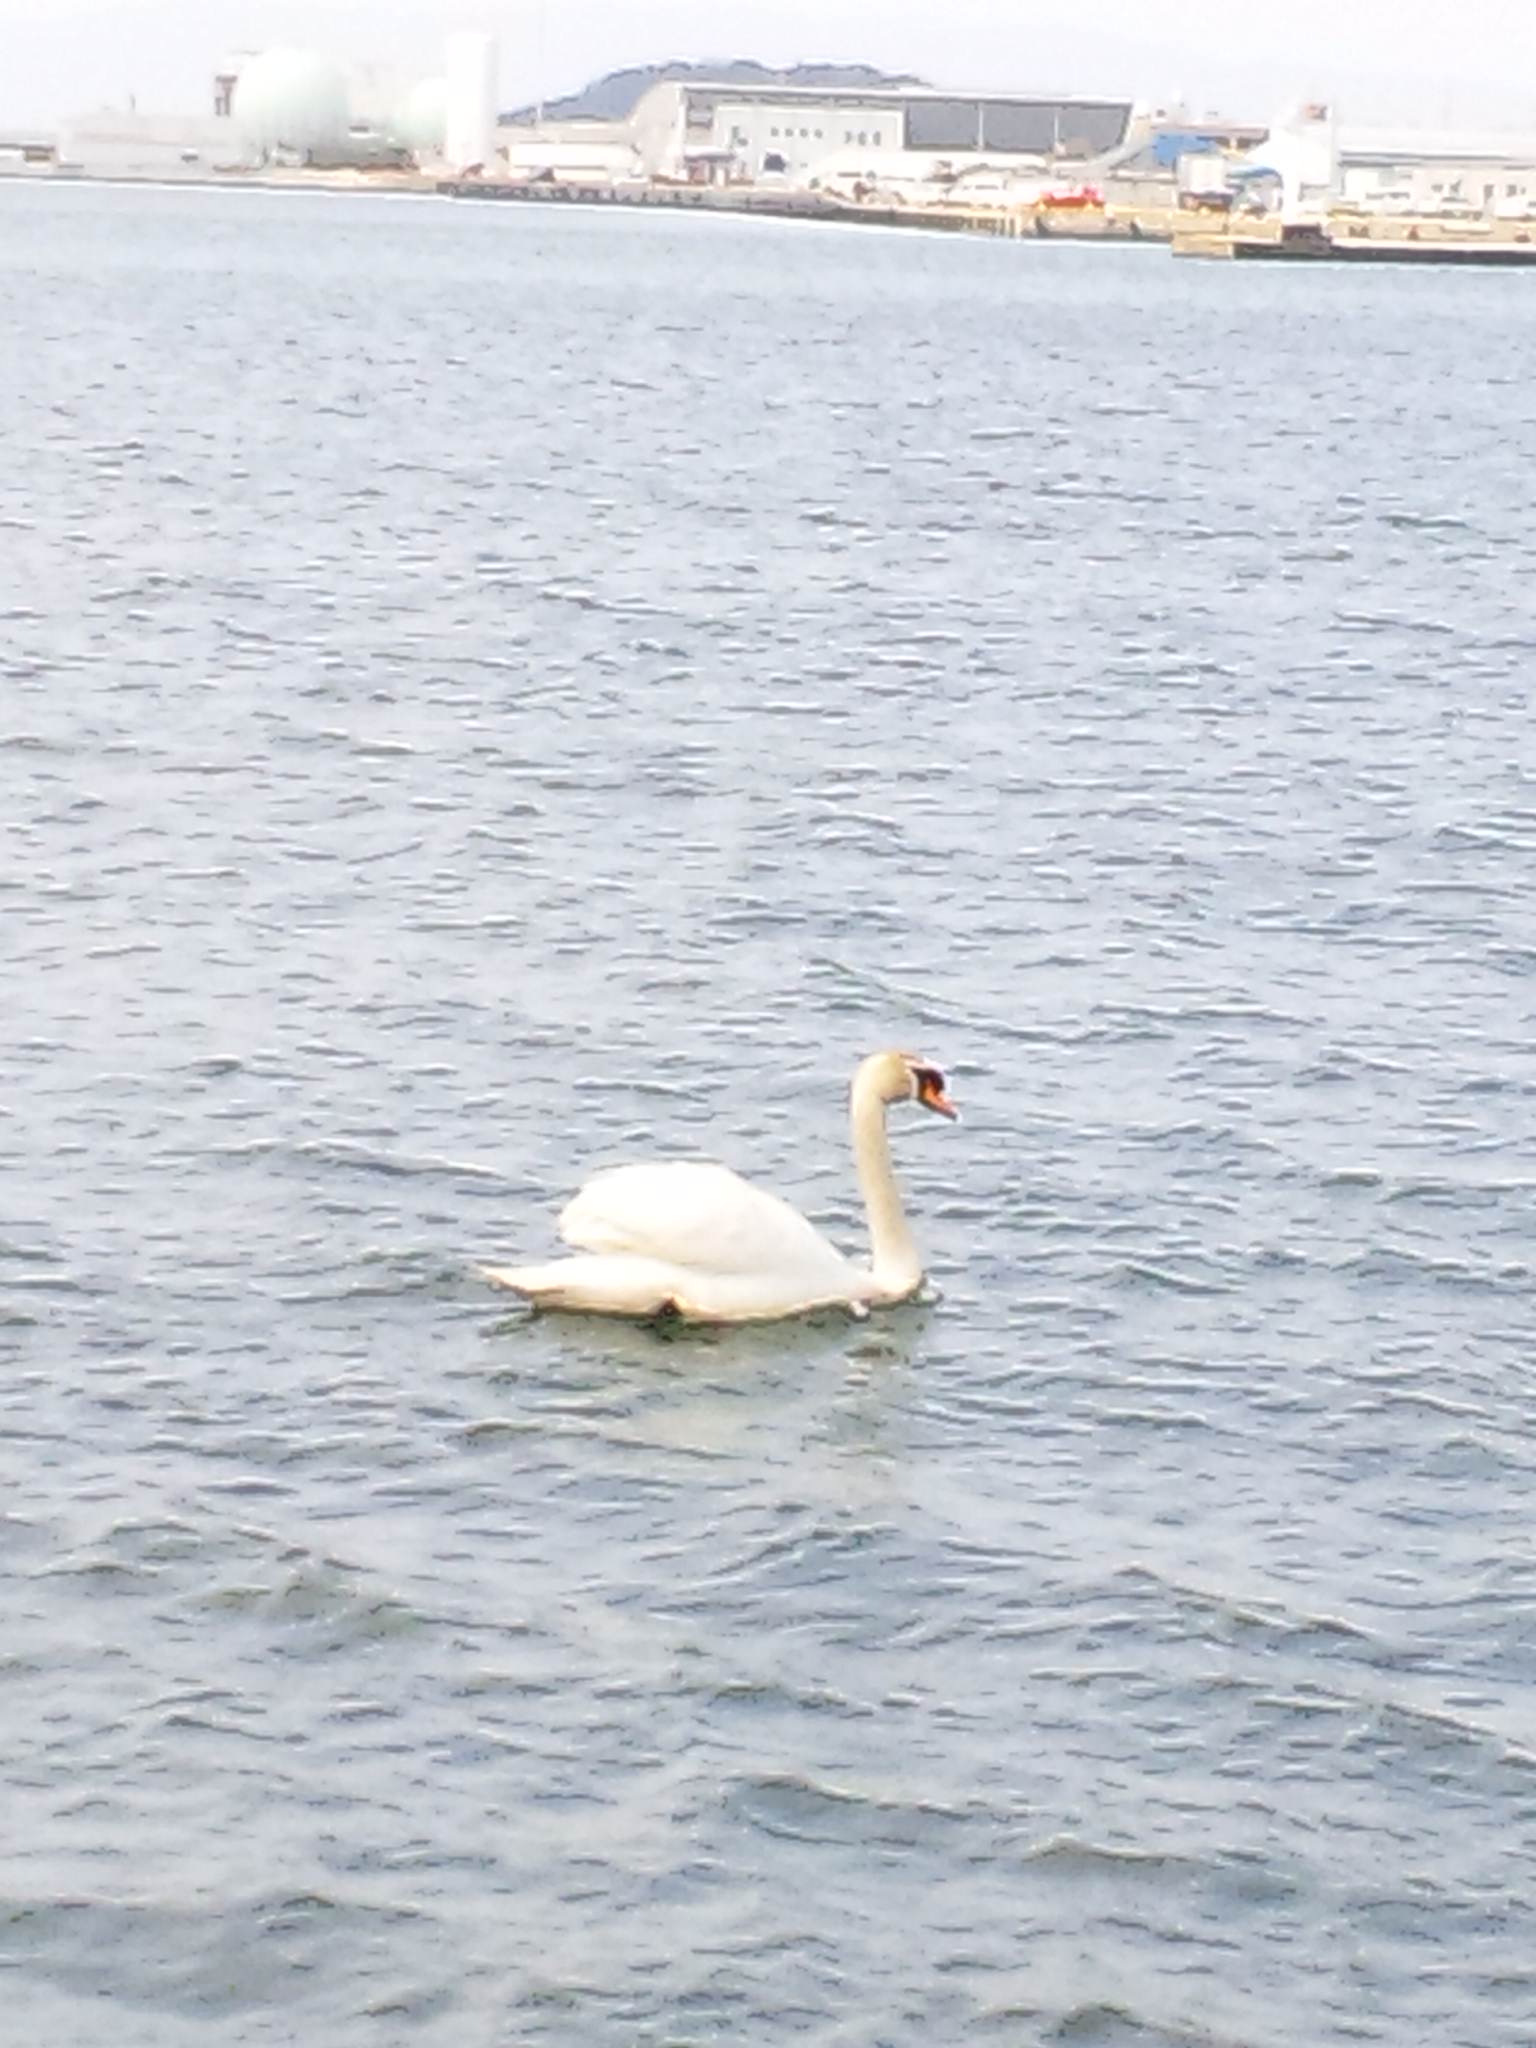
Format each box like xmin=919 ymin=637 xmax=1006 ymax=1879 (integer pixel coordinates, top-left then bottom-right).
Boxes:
xmin=1509 ymin=182 xmax=1521 ymax=197
xmin=815 ymin=128 xmax=823 ymax=138
xmin=857 ymin=131 xmax=868 ymax=146
xmin=845 ymin=130 xmax=854 ymax=143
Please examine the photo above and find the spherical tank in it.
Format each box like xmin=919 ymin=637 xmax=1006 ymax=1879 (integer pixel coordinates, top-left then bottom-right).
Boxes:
xmin=391 ymin=76 xmax=448 ymax=156
xmin=232 ymin=48 xmax=351 ymax=155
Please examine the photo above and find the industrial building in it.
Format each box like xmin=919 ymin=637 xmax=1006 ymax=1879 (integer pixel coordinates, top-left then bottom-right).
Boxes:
xmin=1195 ymin=104 xmax=1536 ymax=224
xmin=503 ymin=79 xmax=1136 ymax=190
xmin=1334 ymin=130 xmax=1536 ymax=216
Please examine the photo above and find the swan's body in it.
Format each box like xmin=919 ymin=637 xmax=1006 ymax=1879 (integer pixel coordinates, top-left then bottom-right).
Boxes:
xmin=482 ymin=1050 xmax=956 ymax=1324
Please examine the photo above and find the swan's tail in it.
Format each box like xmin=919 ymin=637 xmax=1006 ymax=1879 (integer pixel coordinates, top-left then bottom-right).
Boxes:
xmin=478 ymin=1255 xmax=684 ymax=1317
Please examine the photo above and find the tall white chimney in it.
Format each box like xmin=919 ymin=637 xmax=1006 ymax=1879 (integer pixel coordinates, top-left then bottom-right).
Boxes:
xmin=444 ymin=32 xmax=498 ymax=172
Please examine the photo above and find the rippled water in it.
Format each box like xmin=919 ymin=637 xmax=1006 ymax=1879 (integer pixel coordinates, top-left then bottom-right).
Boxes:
xmin=4 ymin=179 xmax=1536 ymax=2046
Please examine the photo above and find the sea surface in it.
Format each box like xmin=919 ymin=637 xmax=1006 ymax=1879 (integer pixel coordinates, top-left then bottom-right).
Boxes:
xmin=3 ymin=179 xmax=1536 ymax=2047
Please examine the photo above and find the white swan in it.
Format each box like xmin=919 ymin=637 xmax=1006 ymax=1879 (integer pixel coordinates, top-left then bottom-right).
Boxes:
xmin=481 ymin=1049 xmax=958 ymax=1323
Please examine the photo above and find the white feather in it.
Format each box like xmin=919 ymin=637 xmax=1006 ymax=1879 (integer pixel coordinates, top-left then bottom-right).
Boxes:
xmin=559 ymin=1162 xmax=851 ymax=1285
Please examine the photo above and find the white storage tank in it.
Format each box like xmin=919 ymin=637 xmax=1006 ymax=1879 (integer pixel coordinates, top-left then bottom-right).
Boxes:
xmin=232 ymin=48 xmax=350 ymax=158
xmin=392 ymin=76 xmax=449 ymax=157
xmin=443 ymin=33 xmax=498 ymax=172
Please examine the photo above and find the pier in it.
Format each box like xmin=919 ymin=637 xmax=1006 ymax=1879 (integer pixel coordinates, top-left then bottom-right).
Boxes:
xmin=435 ymin=175 xmax=1180 ymax=245
xmin=1173 ymin=214 xmax=1536 ymax=265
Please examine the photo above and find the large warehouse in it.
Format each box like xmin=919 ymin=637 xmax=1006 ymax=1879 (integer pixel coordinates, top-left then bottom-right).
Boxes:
xmin=1334 ymin=128 xmax=1536 ymax=215
xmin=1238 ymin=105 xmax=1536 ymax=222
xmin=514 ymin=79 xmax=1137 ymax=188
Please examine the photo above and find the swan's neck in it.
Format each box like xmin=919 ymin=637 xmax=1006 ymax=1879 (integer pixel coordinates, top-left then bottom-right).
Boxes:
xmin=851 ymin=1073 xmax=921 ymax=1302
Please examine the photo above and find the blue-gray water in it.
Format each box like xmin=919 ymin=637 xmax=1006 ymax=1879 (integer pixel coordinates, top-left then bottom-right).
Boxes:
xmin=4 ymin=180 xmax=1536 ymax=2046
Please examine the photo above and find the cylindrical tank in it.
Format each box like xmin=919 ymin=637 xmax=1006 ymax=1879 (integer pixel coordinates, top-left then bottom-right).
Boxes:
xmin=232 ymin=48 xmax=351 ymax=157
xmin=443 ymin=33 xmax=498 ymax=173
xmin=391 ymin=76 xmax=448 ymax=157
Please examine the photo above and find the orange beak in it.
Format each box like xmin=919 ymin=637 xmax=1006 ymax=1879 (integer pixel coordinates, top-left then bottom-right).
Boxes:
xmin=918 ymin=1078 xmax=960 ymax=1121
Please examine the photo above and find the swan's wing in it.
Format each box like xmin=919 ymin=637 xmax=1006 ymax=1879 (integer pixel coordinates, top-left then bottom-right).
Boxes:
xmin=558 ymin=1161 xmax=853 ymax=1286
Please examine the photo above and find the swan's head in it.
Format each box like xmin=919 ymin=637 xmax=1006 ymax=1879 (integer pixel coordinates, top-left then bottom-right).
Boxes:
xmin=858 ymin=1050 xmax=959 ymax=1121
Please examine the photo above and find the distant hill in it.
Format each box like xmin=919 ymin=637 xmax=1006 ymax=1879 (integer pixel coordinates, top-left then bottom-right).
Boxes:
xmin=502 ymin=61 xmax=928 ymax=126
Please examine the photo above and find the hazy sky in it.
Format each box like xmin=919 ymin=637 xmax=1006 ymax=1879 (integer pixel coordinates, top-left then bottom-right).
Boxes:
xmin=5 ymin=0 xmax=1536 ymax=131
